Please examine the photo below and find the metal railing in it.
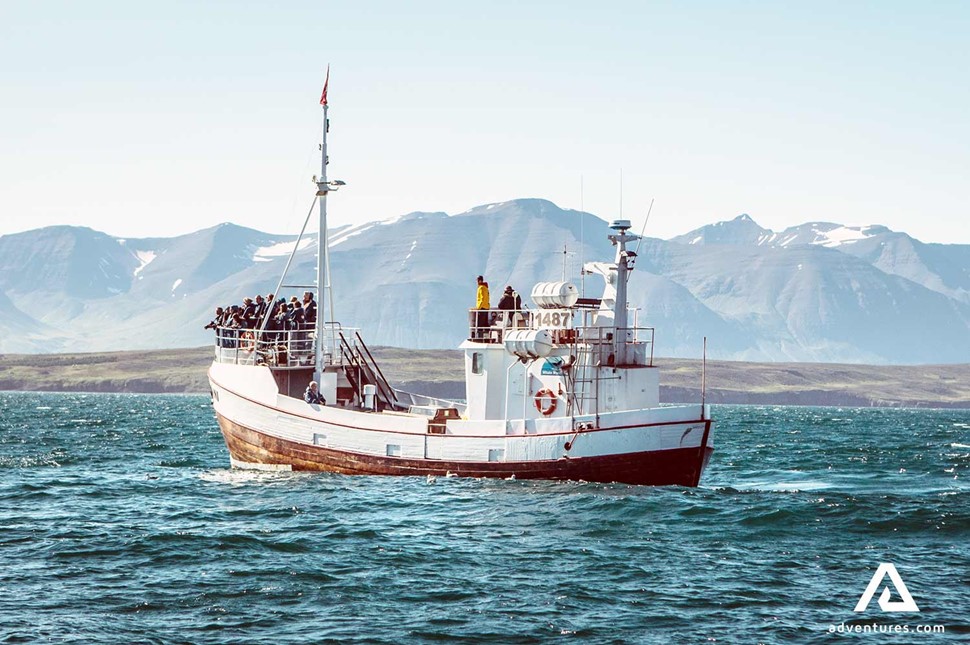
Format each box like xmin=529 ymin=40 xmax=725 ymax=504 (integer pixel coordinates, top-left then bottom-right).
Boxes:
xmin=467 ymin=308 xmax=531 ymax=343
xmin=562 ymin=324 xmax=655 ymax=419
xmin=211 ymin=322 xmax=360 ymax=369
xmin=466 ymin=307 xmax=654 ymax=361
xmin=334 ymin=330 xmax=401 ymax=410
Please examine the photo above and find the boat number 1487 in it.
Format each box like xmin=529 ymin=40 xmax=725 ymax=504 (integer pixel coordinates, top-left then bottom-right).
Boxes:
xmin=534 ymin=310 xmax=572 ymax=329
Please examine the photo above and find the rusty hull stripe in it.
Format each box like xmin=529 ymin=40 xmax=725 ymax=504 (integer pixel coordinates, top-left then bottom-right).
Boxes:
xmin=216 ymin=413 xmax=713 ymax=487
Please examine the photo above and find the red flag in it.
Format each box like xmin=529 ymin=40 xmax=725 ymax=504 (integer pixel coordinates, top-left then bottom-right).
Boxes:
xmin=319 ymin=66 xmax=329 ymax=106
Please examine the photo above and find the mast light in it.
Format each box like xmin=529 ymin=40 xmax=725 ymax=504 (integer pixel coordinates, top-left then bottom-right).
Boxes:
xmin=313 ymin=178 xmax=347 ymax=193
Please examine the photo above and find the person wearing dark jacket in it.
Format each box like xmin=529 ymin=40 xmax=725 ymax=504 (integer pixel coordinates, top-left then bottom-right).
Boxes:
xmin=240 ymin=298 xmax=257 ymax=328
xmin=290 ymin=301 xmax=307 ymax=351
xmin=253 ymin=294 xmax=268 ymax=329
xmin=265 ymin=301 xmax=283 ymax=343
xmin=303 ymin=291 xmax=317 ymax=325
xmin=292 ymin=300 xmax=306 ymax=325
xmin=304 ymin=381 xmax=326 ymax=405
xmin=497 ymin=286 xmax=522 ymax=330
xmin=497 ymin=286 xmax=521 ymax=311
xmin=274 ymin=303 xmax=289 ymax=331
xmin=205 ymin=306 xmax=227 ymax=346
xmin=283 ymin=302 xmax=304 ymax=329
xmin=204 ymin=307 xmax=225 ymax=330
xmin=221 ymin=311 xmax=244 ymax=348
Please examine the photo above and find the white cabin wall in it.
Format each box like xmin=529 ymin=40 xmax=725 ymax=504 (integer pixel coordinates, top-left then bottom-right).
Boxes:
xmin=462 ymin=344 xmax=510 ymax=420
xmin=505 ymin=354 xmax=572 ymax=421
xmin=464 ymin=345 xmax=577 ymax=421
xmin=484 ymin=348 xmax=511 ymax=419
xmin=320 ymin=370 xmax=338 ymax=404
xmin=616 ymin=367 xmax=660 ymax=410
xmin=594 ymin=366 xmax=660 ymax=413
xmin=462 ymin=341 xmax=660 ymax=420
xmin=506 ymin=357 xmax=530 ymax=420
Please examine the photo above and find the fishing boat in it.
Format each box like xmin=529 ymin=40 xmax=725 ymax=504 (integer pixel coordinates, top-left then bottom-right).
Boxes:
xmin=207 ymin=80 xmax=714 ymax=486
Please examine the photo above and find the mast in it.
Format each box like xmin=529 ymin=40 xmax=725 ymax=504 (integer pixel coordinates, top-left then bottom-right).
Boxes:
xmin=608 ymin=220 xmax=637 ymax=366
xmin=314 ymin=68 xmax=337 ymax=381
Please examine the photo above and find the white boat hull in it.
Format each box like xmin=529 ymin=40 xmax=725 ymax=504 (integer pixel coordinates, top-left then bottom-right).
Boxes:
xmin=209 ymin=363 xmax=714 ymax=486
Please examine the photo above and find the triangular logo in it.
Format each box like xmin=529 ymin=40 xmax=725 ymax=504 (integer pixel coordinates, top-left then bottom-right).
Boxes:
xmin=854 ymin=563 xmax=920 ymax=613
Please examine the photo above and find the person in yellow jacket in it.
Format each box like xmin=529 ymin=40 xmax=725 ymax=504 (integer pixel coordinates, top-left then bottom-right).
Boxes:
xmin=475 ymin=275 xmax=490 ymax=341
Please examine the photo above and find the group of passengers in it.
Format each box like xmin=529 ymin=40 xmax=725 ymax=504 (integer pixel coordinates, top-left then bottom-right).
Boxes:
xmin=205 ymin=291 xmax=317 ymax=349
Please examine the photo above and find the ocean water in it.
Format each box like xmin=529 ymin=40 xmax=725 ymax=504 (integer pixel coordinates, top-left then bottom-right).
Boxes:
xmin=1 ymin=392 xmax=968 ymax=644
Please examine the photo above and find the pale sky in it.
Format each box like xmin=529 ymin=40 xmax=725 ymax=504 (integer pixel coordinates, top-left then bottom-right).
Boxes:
xmin=2 ymin=1 xmax=968 ymax=243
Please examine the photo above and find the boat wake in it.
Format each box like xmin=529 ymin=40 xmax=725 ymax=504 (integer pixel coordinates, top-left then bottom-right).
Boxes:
xmin=198 ymin=468 xmax=310 ymax=486
xmin=732 ymin=480 xmax=833 ymax=492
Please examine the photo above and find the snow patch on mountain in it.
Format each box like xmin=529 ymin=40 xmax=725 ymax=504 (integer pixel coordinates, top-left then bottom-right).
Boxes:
xmin=676 ymin=217 xmax=886 ymax=250
xmin=133 ymin=250 xmax=157 ymax=276
xmin=400 ymin=240 xmax=418 ymax=268
xmin=813 ymin=225 xmax=871 ymax=247
xmin=461 ymin=202 xmax=507 ymax=214
xmin=253 ymin=238 xmax=314 ymax=261
xmin=330 ymin=223 xmax=378 ymax=247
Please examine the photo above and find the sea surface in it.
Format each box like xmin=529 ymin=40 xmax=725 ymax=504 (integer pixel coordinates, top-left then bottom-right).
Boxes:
xmin=1 ymin=393 xmax=968 ymax=644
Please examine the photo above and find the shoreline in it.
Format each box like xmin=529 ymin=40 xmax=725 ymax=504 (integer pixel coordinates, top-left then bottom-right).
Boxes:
xmin=1 ymin=347 xmax=968 ymax=409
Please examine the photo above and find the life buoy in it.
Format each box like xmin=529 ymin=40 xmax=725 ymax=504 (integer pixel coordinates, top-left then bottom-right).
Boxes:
xmin=240 ymin=331 xmax=255 ymax=351
xmin=534 ymin=388 xmax=557 ymax=416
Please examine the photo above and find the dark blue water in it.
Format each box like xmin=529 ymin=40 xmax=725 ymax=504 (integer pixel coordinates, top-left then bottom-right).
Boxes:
xmin=1 ymin=393 xmax=968 ymax=643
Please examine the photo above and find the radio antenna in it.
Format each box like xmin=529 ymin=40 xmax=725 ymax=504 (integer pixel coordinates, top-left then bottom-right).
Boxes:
xmin=619 ymin=169 xmax=623 ymax=218
xmin=633 ymin=197 xmax=655 ymax=257
xmin=580 ymin=174 xmax=585 ymax=296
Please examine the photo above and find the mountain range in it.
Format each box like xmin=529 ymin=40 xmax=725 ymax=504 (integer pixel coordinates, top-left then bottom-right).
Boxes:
xmin=0 ymin=198 xmax=967 ymax=364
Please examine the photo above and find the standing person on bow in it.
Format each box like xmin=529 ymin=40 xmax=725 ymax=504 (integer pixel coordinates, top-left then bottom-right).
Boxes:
xmin=497 ymin=286 xmax=522 ymax=329
xmin=474 ymin=275 xmax=490 ymax=341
